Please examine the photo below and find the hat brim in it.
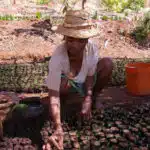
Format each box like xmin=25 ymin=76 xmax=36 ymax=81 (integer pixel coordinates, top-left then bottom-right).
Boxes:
xmin=53 ymin=25 xmax=100 ymax=39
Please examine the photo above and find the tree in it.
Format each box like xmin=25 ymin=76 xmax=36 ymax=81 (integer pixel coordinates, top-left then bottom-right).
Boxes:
xmin=62 ymin=0 xmax=88 ymax=13
xmin=82 ymin=0 xmax=87 ymax=9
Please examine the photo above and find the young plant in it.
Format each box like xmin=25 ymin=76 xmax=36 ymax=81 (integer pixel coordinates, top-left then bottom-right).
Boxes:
xmin=92 ymin=11 xmax=98 ymax=20
xmin=36 ymin=12 xmax=42 ymax=19
xmin=101 ymin=15 xmax=109 ymax=21
xmin=0 ymin=15 xmax=15 ymax=21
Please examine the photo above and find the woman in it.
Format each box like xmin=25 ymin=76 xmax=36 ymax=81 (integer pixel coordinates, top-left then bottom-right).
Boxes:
xmin=43 ymin=10 xmax=113 ymax=150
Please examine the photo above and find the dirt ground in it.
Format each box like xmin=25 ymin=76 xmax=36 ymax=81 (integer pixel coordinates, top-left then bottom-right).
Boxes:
xmin=15 ymin=86 xmax=150 ymax=111
xmin=2 ymin=85 xmax=150 ymax=118
xmin=0 ymin=19 xmax=150 ymax=64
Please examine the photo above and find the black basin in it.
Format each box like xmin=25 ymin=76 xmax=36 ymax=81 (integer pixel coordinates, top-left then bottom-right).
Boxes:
xmin=13 ymin=96 xmax=44 ymax=119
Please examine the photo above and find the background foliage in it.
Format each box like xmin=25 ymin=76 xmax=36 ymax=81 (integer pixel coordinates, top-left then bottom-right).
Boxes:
xmin=101 ymin=0 xmax=144 ymax=13
xmin=131 ymin=12 xmax=150 ymax=44
xmin=36 ymin=0 xmax=51 ymax=5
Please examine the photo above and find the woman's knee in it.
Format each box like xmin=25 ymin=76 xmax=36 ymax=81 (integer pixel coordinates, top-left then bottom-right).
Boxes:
xmin=97 ymin=57 xmax=113 ymax=73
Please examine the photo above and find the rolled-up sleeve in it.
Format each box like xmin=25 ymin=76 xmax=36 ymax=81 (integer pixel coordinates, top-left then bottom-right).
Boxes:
xmin=45 ymin=55 xmax=62 ymax=92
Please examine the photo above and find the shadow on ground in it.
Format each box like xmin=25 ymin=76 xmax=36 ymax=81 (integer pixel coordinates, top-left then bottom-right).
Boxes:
xmin=96 ymin=86 xmax=150 ymax=110
xmin=11 ymin=19 xmax=53 ymax=41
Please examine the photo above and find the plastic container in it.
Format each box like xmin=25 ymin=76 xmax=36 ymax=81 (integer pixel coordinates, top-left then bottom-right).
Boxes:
xmin=12 ymin=97 xmax=44 ymax=119
xmin=125 ymin=62 xmax=150 ymax=95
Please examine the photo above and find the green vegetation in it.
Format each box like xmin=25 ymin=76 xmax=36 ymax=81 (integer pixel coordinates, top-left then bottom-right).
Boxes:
xmin=0 ymin=15 xmax=15 ymax=21
xmin=131 ymin=12 xmax=150 ymax=44
xmin=0 ymin=13 xmax=49 ymax=21
xmin=1 ymin=58 xmax=150 ymax=92
xmin=92 ymin=11 xmax=98 ymax=20
xmin=36 ymin=12 xmax=42 ymax=19
xmin=0 ymin=14 xmax=63 ymax=27
xmin=36 ymin=0 xmax=51 ymax=5
xmin=0 ymin=15 xmax=31 ymax=21
xmin=102 ymin=0 xmax=144 ymax=13
xmin=101 ymin=15 xmax=124 ymax=21
xmin=128 ymin=0 xmax=144 ymax=12
xmin=101 ymin=15 xmax=109 ymax=21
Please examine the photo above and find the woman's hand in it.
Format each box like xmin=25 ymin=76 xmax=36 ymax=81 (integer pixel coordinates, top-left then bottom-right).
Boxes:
xmin=80 ymin=95 xmax=92 ymax=120
xmin=44 ymin=89 xmax=64 ymax=150
xmin=42 ymin=126 xmax=64 ymax=150
xmin=80 ymin=75 xmax=94 ymax=120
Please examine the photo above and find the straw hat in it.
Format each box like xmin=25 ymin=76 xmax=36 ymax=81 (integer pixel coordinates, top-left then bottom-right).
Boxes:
xmin=53 ymin=9 xmax=100 ymax=39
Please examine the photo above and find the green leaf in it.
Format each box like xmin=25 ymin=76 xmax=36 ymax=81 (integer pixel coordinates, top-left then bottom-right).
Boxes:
xmin=11 ymin=104 xmax=28 ymax=112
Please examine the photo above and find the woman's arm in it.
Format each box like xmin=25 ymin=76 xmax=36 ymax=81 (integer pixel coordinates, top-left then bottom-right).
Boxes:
xmin=80 ymin=76 xmax=94 ymax=120
xmin=85 ymin=76 xmax=94 ymax=97
xmin=43 ymin=89 xmax=63 ymax=150
xmin=48 ymin=89 xmax=62 ymax=129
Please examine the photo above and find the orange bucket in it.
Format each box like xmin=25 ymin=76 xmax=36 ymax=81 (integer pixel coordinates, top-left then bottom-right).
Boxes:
xmin=125 ymin=62 xmax=150 ymax=95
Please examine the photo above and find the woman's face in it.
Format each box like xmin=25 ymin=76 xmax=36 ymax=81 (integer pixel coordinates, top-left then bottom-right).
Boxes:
xmin=65 ymin=36 xmax=88 ymax=55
